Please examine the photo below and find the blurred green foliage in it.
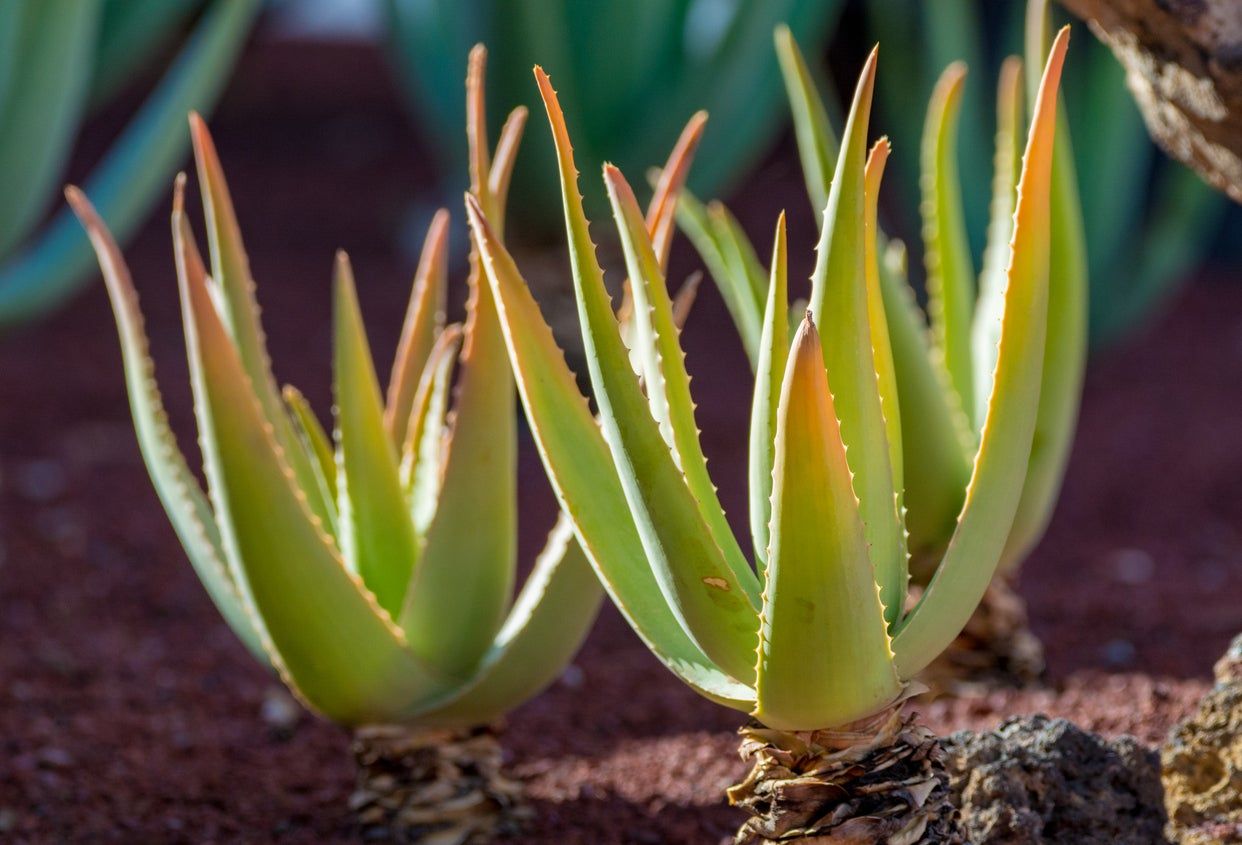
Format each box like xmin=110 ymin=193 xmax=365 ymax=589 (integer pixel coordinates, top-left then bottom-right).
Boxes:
xmin=864 ymin=0 xmax=1226 ymax=346
xmin=383 ymin=0 xmax=842 ymax=238
xmin=0 ymin=0 xmax=259 ymax=328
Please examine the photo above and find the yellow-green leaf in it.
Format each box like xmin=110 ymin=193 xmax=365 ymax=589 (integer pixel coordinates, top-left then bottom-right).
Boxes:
xmin=332 ymin=254 xmax=421 ymax=618
xmin=67 ymin=185 xmax=266 ymax=663
xmin=282 ymin=384 xmax=338 ymax=533
xmin=399 ymin=324 xmax=462 ymax=536
xmin=748 ymin=214 xmax=789 ymax=571
xmin=385 ymin=208 xmax=449 ymax=446
xmin=808 ymin=47 xmax=905 ymax=625
xmin=755 ymin=316 xmax=900 ymax=731
xmin=921 ymin=62 xmax=976 ymax=418
xmin=893 ymin=27 xmax=1071 ymax=678
xmin=466 ymin=195 xmax=754 ymax=710
xmin=775 ymin=24 xmax=840 ymax=222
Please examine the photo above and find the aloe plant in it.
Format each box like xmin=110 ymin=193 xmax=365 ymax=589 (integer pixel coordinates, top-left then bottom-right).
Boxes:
xmin=383 ymin=0 xmax=841 ymax=236
xmin=60 ymin=46 xmax=718 ymax=842
xmin=0 ymin=0 xmax=258 ymax=327
xmin=687 ymin=0 xmax=1088 ymax=693
xmin=864 ymin=0 xmax=1224 ymax=346
xmin=468 ymin=21 xmax=1071 ymax=840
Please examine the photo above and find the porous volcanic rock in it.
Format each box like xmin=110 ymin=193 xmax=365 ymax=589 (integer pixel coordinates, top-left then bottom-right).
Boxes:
xmin=1162 ymin=634 xmax=1242 ymax=845
xmin=942 ymin=715 xmax=1167 ymax=844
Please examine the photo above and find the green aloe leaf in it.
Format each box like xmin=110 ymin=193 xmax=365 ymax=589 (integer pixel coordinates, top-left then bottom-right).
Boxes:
xmin=748 ymin=214 xmax=789 ymax=572
xmin=604 ymin=165 xmax=752 ymax=588
xmin=0 ymin=0 xmax=259 ymax=327
xmin=0 ymin=0 xmax=99 ymax=258
xmin=332 ymin=254 xmax=421 ymax=619
xmin=537 ymin=70 xmax=760 ymax=683
xmin=1001 ymin=4 xmax=1088 ymax=570
xmin=400 ymin=324 xmax=462 ymax=537
xmin=774 ymin=23 xmax=839 ymax=222
xmin=674 ymin=190 xmax=763 ymax=364
xmin=893 ymin=27 xmax=1070 ymax=677
xmin=864 ymin=140 xmax=903 ymax=499
xmin=466 ymin=195 xmax=754 ymax=710
xmin=188 ymin=116 xmax=333 ymax=527
xmin=174 ymin=194 xmax=448 ymax=726
xmin=808 ymin=48 xmax=905 ymax=625
xmin=971 ymin=57 xmax=1025 ymax=430
xmin=282 ymin=384 xmax=339 ymax=534
xmin=408 ymin=514 xmax=604 ymax=727
xmin=401 ymin=50 xmax=519 ymax=678
xmin=67 ymin=185 xmax=265 ymax=663
xmin=385 ymin=209 xmax=449 ymax=447
xmin=921 ymin=62 xmax=976 ymax=419
xmin=755 ymin=315 xmax=900 ymax=730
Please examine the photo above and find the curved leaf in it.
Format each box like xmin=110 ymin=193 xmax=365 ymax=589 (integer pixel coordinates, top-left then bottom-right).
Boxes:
xmin=536 ymin=70 xmax=760 ymax=683
xmin=67 ymin=185 xmax=266 ymax=663
xmin=921 ymin=62 xmax=976 ymax=417
xmin=893 ymin=27 xmax=1070 ymax=678
xmin=808 ymin=48 xmax=905 ymax=625
xmin=467 ymin=196 xmax=754 ymax=710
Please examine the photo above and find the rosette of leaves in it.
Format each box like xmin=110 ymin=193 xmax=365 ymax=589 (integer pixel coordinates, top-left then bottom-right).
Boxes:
xmin=0 ymin=0 xmax=259 ymax=327
xmin=683 ymin=0 xmax=1088 ymax=693
xmin=61 ymin=46 xmax=714 ymax=843
xmin=466 ymin=23 xmax=1071 ymax=842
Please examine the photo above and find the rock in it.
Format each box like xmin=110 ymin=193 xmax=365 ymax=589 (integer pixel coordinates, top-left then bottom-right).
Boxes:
xmin=1162 ymin=634 xmax=1242 ymax=845
xmin=942 ymin=715 xmax=1167 ymax=844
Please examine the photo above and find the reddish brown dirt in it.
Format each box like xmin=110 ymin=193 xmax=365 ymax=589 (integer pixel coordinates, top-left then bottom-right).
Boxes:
xmin=0 ymin=41 xmax=1238 ymax=844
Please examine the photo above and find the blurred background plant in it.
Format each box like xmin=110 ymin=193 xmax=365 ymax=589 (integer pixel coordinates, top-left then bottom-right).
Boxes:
xmin=382 ymin=0 xmax=842 ymax=239
xmin=862 ymin=0 xmax=1228 ymax=346
xmin=0 ymin=0 xmax=258 ymax=328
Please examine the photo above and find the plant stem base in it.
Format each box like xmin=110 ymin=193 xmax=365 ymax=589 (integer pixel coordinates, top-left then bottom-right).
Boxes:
xmin=917 ymin=576 xmax=1044 ymax=697
xmin=350 ymin=724 xmax=527 ymax=844
xmin=727 ymin=705 xmax=961 ymax=844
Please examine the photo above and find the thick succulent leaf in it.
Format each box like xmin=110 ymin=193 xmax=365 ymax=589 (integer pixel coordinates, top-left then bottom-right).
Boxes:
xmin=66 ymin=186 xmax=266 ymax=663
xmin=537 ymin=70 xmax=761 ymax=682
xmin=400 ymin=46 xmax=519 ymax=678
xmin=385 ymin=209 xmax=449 ymax=447
xmin=0 ymin=0 xmax=98 ymax=258
xmin=282 ymin=385 xmax=339 ymax=534
xmin=648 ymin=112 xmax=708 ymax=271
xmin=971 ymin=57 xmax=1025 ymax=430
xmin=399 ymin=247 xmax=519 ymax=678
xmin=0 ymin=0 xmax=259 ymax=327
xmin=755 ymin=317 xmax=900 ymax=731
xmin=188 ymin=116 xmax=333 ymax=526
xmin=175 ymin=202 xmax=449 ymax=726
xmin=400 ymin=325 xmax=462 ymax=537
xmin=604 ymin=166 xmax=752 ymax=588
xmin=406 ymin=514 xmax=604 ymax=727
xmin=331 ymin=255 xmax=421 ymax=618
xmin=748 ymin=214 xmax=789 ymax=571
xmin=921 ymin=62 xmax=977 ymax=418
xmin=675 ymin=190 xmax=763 ymax=364
xmin=774 ymin=23 xmax=840 ymax=222
xmin=485 ymin=105 xmax=528 ymax=237
xmin=893 ymin=27 xmax=1070 ymax=678
xmin=864 ymin=140 xmax=903 ymax=499
xmin=1001 ymin=7 xmax=1088 ymax=571
xmin=878 ymin=243 xmax=972 ymax=563
xmin=467 ymin=196 xmax=754 ymax=710
xmin=807 ymin=48 xmax=905 ymax=626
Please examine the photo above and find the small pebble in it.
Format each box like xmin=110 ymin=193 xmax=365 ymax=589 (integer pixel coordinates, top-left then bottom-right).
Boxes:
xmin=560 ymin=664 xmax=585 ymax=689
xmin=1103 ymin=638 xmax=1136 ymax=667
xmin=14 ymin=459 xmax=67 ymax=503
xmin=261 ymin=686 xmax=301 ymax=735
xmin=1110 ymin=548 xmax=1155 ymax=584
xmin=0 ymin=808 xmax=16 ymax=832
